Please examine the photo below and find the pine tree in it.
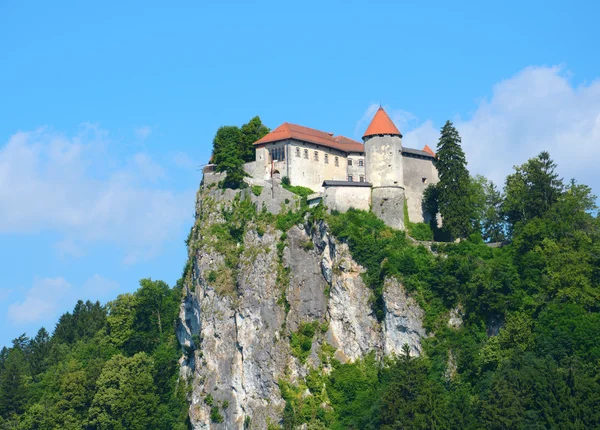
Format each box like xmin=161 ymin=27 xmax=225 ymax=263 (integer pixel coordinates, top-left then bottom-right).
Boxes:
xmin=502 ymin=151 xmax=563 ymax=232
xmin=435 ymin=121 xmax=475 ymax=239
xmin=482 ymin=181 xmax=506 ymax=242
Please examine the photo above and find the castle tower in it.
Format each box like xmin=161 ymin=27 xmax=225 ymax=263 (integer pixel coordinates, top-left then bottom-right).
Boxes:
xmin=363 ymin=106 xmax=406 ymax=230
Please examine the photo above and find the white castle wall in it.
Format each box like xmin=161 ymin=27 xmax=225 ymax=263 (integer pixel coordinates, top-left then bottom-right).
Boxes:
xmin=323 ymin=185 xmax=371 ymax=212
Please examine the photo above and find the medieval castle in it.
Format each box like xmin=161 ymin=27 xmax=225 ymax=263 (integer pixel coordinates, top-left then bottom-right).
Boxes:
xmin=212 ymin=107 xmax=439 ymax=230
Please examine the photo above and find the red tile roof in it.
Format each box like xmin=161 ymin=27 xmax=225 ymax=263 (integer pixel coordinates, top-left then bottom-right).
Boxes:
xmin=362 ymin=106 xmax=401 ymax=139
xmin=253 ymin=122 xmax=364 ymax=153
xmin=422 ymin=145 xmax=435 ymax=156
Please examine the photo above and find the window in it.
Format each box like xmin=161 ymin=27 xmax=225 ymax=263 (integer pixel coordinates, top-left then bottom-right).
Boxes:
xmin=347 ymin=175 xmax=353 ymax=182
xmin=348 ymin=159 xmax=353 ymax=166
xmin=314 ymin=151 xmax=319 ymax=161
xmin=324 ymin=154 xmax=329 ymax=164
xmin=271 ymin=147 xmax=285 ymax=162
xmin=304 ymin=149 xmax=309 ymax=159
xmin=296 ymin=147 xmax=301 ymax=157
xmin=358 ymin=159 xmax=364 ymax=167
xmin=335 ymin=156 xmax=339 ymax=167
xmin=360 ymin=176 xmax=365 ymax=182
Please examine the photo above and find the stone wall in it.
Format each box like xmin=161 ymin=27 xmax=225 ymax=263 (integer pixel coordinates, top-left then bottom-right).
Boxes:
xmin=323 ymin=184 xmax=371 ymax=213
xmin=371 ymin=186 xmax=405 ymax=230
xmin=402 ymin=155 xmax=439 ymax=223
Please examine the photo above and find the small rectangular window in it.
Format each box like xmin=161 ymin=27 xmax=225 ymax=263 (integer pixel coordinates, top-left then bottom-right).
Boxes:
xmin=358 ymin=159 xmax=364 ymax=167
xmin=314 ymin=151 xmax=319 ymax=161
xmin=335 ymin=156 xmax=339 ymax=167
xmin=347 ymin=175 xmax=353 ymax=182
xmin=348 ymin=159 xmax=353 ymax=166
xmin=304 ymin=149 xmax=309 ymax=159
xmin=296 ymin=147 xmax=301 ymax=157
xmin=324 ymin=154 xmax=329 ymax=164
xmin=360 ymin=176 xmax=365 ymax=182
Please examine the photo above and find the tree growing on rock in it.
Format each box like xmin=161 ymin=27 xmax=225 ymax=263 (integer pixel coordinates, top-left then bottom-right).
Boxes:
xmin=211 ymin=116 xmax=270 ymax=188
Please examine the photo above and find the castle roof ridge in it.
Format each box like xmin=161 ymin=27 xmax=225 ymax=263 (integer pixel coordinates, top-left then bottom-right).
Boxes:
xmin=254 ymin=122 xmax=364 ymax=153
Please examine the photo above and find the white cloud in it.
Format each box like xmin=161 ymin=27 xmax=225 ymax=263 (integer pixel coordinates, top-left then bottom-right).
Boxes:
xmin=134 ymin=126 xmax=152 ymax=140
xmin=7 ymin=275 xmax=120 ymax=325
xmin=380 ymin=66 xmax=600 ymax=192
xmin=0 ymin=125 xmax=194 ymax=262
xmin=8 ymin=277 xmax=71 ymax=324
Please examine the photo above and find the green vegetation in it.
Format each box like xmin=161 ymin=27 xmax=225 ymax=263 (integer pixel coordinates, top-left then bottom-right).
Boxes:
xmin=404 ymin=199 xmax=434 ymax=241
xmin=0 ymin=280 xmax=188 ymax=429
xmin=211 ymin=116 xmax=269 ymax=188
xmin=281 ymin=147 xmax=600 ymax=429
xmin=282 ymin=183 xmax=315 ymax=198
xmin=289 ymin=321 xmax=319 ymax=363
xmin=210 ymin=406 xmax=223 ymax=423
xmin=251 ymin=185 xmax=263 ymax=196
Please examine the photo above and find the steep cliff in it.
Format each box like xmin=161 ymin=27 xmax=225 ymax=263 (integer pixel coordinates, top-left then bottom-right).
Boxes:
xmin=177 ymin=180 xmax=428 ymax=429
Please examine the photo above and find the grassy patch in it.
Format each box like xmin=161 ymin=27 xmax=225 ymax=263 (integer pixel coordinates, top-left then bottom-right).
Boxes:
xmin=251 ymin=185 xmax=263 ymax=196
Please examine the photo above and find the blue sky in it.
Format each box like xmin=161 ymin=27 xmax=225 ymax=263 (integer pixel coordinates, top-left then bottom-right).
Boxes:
xmin=1 ymin=0 xmax=599 ymax=347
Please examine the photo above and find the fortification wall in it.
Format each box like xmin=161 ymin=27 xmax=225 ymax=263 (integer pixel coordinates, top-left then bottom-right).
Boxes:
xmin=371 ymin=187 xmax=405 ymax=230
xmin=403 ymin=156 xmax=439 ymax=223
xmin=323 ymin=185 xmax=371 ymax=213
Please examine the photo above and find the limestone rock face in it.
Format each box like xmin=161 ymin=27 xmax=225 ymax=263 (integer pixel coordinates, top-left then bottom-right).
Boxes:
xmin=177 ymin=185 xmax=429 ymax=429
xmin=382 ymin=278 xmax=427 ymax=357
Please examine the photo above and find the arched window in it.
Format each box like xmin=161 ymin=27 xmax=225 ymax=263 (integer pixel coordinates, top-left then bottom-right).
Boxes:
xmin=324 ymin=154 xmax=329 ymax=164
xmin=296 ymin=147 xmax=301 ymax=157
xmin=314 ymin=151 xmax=319 ymax=161
xmin=304 ymin=149 xmax=309 ymax=159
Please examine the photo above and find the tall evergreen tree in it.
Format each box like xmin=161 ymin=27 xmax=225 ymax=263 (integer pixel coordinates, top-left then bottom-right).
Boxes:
xmin=503 ymin=151 xmax=563 ymax=233
xmin=482 ymin=181 xmax=506 ymax=242
xmin=435 ymin=120 xmax=475 ymax=239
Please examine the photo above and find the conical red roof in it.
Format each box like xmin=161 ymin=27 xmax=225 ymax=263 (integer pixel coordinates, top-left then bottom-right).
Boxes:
xmin=423 ymin=145 xmax=435 ymax=156
xmin=362 ymin=106 xmax=401 ymax=139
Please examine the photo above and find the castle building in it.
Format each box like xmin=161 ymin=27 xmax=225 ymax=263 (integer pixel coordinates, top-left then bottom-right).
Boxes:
xmin=246 ymin=107 xmax=438 ymax=228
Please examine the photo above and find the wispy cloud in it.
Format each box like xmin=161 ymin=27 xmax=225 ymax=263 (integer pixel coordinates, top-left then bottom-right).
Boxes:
xmin=134 ymin=126 xmax=152 ymax=140
xmin=0 ymin=125 xmax=194 ymax=263
xmin=7 ymin=275 xmax=120 ymax=325
xmin=8 ymin=277 xmax=71 ymax=324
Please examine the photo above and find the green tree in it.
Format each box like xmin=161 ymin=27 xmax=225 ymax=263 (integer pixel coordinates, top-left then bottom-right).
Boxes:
xmin=240 ymin=116 xmax=269 ymax=162
xmin=212 ymin=125 xmax=246 ymax=188
xmin=503 ymin=151 xmax=563 ymax=233
xmin=88 ymin=353 xmax=160 ymax=430
xmin=0 ymin=347 xmax=29 ymax=418
xmin=434 ymin=121 xmax=476 ymax=239
xmin=482 ymin=181 xmax=506 ymax=242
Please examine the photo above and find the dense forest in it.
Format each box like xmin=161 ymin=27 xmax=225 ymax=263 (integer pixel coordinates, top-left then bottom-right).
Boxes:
xmin=2 ymin=117 xmax=599 ymax=429
xmin=0 ymin=280 xmax=188 ymax=429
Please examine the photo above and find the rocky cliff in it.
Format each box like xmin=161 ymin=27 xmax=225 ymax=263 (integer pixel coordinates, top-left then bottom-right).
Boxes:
xmin=176 ymin=179 xmax=427 ymax=429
